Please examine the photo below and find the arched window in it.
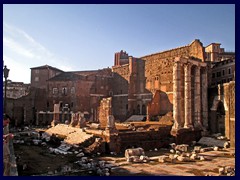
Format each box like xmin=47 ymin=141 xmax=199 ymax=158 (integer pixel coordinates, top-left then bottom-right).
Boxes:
xmin=137 ymin=105 xmax=140 ymax=115
xmin=142 ymin=104 xmax=146 ymax=115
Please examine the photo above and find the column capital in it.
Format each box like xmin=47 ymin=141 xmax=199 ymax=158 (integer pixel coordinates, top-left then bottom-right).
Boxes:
xmin=173 ymin=61 xmax=181 ymax=68
xmin=184 ymin=63 xmax=193 ymax=70
xmin=200 ymin=66 xmax=208 ymax=73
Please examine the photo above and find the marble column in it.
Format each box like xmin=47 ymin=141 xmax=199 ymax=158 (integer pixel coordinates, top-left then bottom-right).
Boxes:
xmin=201 ymin=67 xmax=208 ymax=130
xmin=194 ymin=65 xmax=202 ymax=129
xmin=172 ymin=61 xmax=182 ymax=130
xmin=184 ymin=63 xmax=193 ymax=129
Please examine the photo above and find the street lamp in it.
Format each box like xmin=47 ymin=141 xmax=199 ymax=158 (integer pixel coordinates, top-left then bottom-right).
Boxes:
xmin=3 ymin=65 xmax=10 ymax=113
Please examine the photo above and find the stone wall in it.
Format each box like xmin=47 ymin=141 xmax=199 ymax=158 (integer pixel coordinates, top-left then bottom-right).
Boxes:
xmin=223 ymin=81 xmax=235 ymax=146
xmin=118 ymin=126 xmax=172 ymax=152
xmin=208 ymin=81 xmax=235 ymax=147
xmin=144 ymin=58 xmax=174 ymax=94
xmin=112 ymin=65 xmax=129 ymax=95
xmin=141 ymin=39 xmax=205 ymax=62
xmin=142 ymin=39 xmax=205 ymax=100
xmin=173 ymin=129 xmax=202 ymax=144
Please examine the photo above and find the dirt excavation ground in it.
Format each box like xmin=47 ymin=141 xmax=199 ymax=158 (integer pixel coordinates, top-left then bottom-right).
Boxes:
xmin=14 ymin=143 xmax=235 ymax=176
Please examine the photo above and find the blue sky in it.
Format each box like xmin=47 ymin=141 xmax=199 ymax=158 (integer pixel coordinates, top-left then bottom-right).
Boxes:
xmin=3 ymin=4 xmax=235 ymax=83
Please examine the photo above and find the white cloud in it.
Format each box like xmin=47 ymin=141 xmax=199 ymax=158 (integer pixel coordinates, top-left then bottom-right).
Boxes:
xmin=3 ymin=23 xmax=73 ymax=83
xmin=3 ymin=36 xmax=35 ymax=58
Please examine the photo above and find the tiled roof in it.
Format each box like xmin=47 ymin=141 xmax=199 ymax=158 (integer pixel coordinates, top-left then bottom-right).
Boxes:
xmin=30 ymin=65 xmax=64 ymax=72
xmin=48 ymin=72 xmax=84 ymax=81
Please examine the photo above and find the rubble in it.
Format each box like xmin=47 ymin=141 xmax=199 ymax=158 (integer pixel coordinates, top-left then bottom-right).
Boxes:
xmin=193 ymin=146 xmax=201 ymax=153
xmin=125 ymin=147 xmax=145 ymax=158
xmin=177 ymin=155 xmax=189 ymax=162
xmin=200 ymin=147 xmax=213 ymax=152
xmin=125 ymin=148 xmax=149 ymax=163
xmin=225 ymin=166 xmax=235 ymax=176
xmin=158 ymin=155 xmax=169 ymax=163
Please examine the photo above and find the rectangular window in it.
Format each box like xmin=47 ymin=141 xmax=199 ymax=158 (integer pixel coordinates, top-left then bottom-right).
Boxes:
xmin=212 ymin=73 xmax=215 ymax=78
xmin=62 ymin=87 xmax=67 ymax=95
xmin=35 ymin=77 xmax=39 ymax=81
xmin=217 ymin=72 xmax=221 ymax=77
xmin=228 ymin=68 xmax=231 ymax=74
xmin=71 ymin=87 xmax=75 ymax=94
xmin=35 ymin=69 xmax=39 ymax=74
xmin=53 ymin=88 xmax=58 ymax=95
xmin=109 ymin=91 xmax=113 ymax=96
xmin=222 ymin=70 xmax=225 ymax=76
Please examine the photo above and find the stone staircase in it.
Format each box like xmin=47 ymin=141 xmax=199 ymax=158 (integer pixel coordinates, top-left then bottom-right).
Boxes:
xmin=45 ymin=124 xmax=94 ymax=145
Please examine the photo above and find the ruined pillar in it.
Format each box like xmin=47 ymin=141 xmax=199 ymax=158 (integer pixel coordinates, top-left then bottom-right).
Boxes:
xmin=172 ymin=61 xmax=182 ymax=131
xmin=36 ymin=111 xmax=39 ymax=126
xmin=184 ymin=63 xmax=193 ymax=129
xmin=201 ymin=67 xmax=208 ymax=130
xmin=51 ymin=104 xmax=60 ymax=126
xmin=194 ymin=65 xmax=202 ymax=129
xmin=146 ymin=105 xmax=150 ymax=122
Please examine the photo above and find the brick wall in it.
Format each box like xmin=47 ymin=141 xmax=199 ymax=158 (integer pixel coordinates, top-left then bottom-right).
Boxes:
xmin=98 ymin=97 xmax=112 ymax=128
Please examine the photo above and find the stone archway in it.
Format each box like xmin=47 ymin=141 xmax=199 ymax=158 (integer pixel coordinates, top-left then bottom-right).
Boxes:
xmin=210 ymin=99 xmax=226 ymax=134
xmin=216 ymin=101 xmax=225 ymax=134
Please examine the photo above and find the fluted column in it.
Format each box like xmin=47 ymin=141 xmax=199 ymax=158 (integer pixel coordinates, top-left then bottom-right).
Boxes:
xmin=201 ymin=67 xmax=208 ymax=130
xmin=172 ymin=61 xmax=182 ymax=130
xmin=184 ymin=63 xmax=193 ymax=129
xmin=194 ymin=65 xmax=202 ymax=129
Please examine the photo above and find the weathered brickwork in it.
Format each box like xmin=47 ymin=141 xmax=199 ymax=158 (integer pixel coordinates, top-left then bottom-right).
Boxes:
xmin=47 ymin=68 xmax=113 ymax=121
xmin=144 ymin=58 xmax=174 ymax=97
xmin=141 ymin=39 xmax=205 ymax=61
xmin=31 ymin=65 xmax=63 ymax=90
xmin=98 ymin=97 xmax=112 ymax=128
xmin=142 ymin=40 xmax=205 ymax=95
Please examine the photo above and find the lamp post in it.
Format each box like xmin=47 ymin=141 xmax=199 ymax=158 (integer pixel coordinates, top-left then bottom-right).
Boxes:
xmin=3 ymin=65 xmax=10 ymax=113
